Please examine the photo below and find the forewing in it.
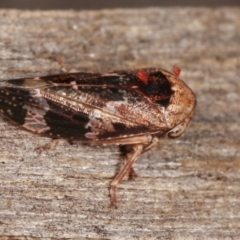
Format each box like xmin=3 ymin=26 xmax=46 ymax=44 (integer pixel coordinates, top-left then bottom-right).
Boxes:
xmin=0 ymin=70 xmax=170 ymax=142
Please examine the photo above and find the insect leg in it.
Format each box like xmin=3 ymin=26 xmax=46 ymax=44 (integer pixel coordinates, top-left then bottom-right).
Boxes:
xmin=35 ymin=138 xmax=67 ymax=154
xmin=125 ymin=137 xmax=158 ymax=180
xmin=110 ymin=144 xmax=143 ymax=207
xmin=142 ymin=136 xmax=159 ymax=153
xmin=125 ymin=163 xmax=137 ymax=180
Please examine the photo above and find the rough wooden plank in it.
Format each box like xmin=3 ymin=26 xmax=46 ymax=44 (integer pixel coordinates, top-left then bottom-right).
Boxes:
xmin=0 ymin=7 xmax=239 ymax=239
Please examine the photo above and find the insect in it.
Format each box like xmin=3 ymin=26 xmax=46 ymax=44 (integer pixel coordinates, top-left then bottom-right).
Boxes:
xmin=0 ymin=66 xmax=196 ymax=206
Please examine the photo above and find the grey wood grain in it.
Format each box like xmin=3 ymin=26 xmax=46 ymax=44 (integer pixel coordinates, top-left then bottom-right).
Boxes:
xmin=0 ymin=8 xmax=239 ymax=239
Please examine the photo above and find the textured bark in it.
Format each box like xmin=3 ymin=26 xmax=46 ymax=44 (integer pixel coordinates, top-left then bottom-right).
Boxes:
xmin=0 ymin=8 xmax=239 ymax=239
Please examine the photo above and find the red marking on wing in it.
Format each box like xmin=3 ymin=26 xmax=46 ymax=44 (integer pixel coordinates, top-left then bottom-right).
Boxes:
xmin=136 ymin=70 xmax=148 ymax=84
xmin=173 ymin=65 xmax=181 ymax=77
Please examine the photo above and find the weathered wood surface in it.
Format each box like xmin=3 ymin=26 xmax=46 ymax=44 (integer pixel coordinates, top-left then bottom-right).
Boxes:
xmin=0 ymin=8 xmax=239 ymax=240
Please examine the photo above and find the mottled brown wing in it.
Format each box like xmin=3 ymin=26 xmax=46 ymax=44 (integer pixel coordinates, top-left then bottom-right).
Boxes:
xmin=0 ymin=69 xmax=171 ymax=142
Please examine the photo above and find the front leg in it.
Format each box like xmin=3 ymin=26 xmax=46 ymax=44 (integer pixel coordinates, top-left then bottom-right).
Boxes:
xmin=125 ymin=136 xmax=159 ymax=179
xmin=110 ymin=144 xmax=143 ymax=207
xmin=109 ymin=136 xmax=159 ymax=207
